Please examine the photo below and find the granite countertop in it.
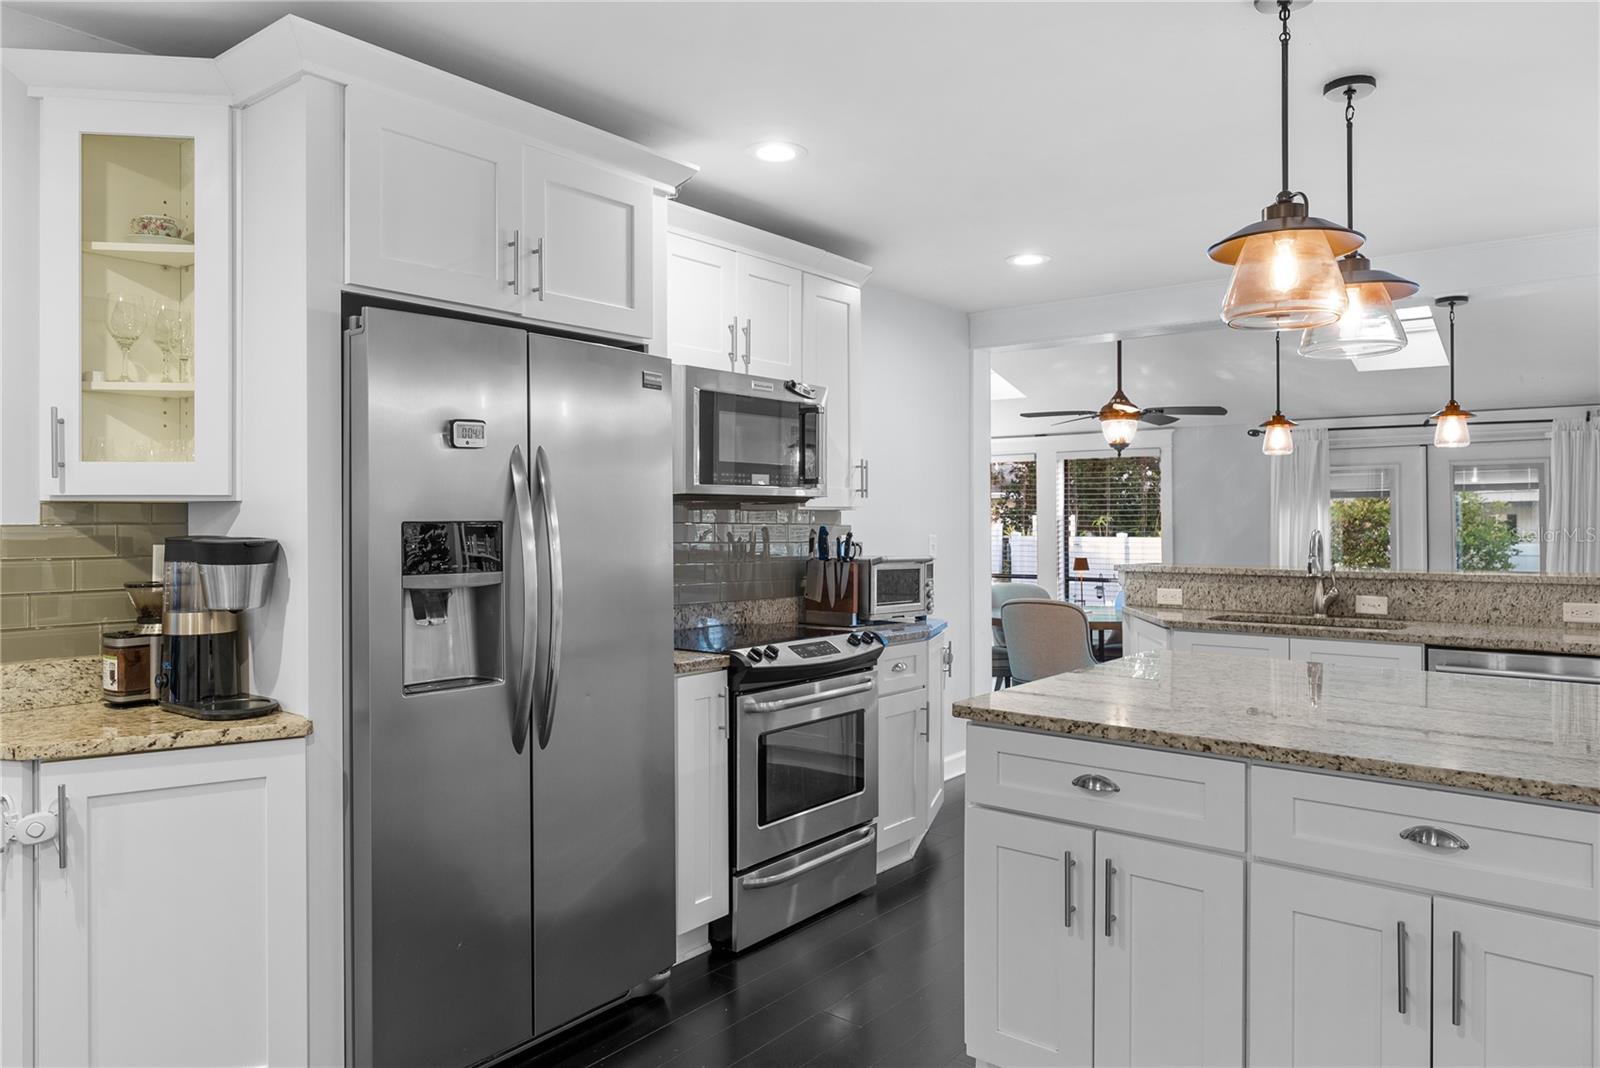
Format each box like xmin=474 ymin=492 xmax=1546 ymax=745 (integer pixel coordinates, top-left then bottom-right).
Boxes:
xmin=1125 ymin=605 xmax=1600 ymax=658
xmin=2 ymin=701 xmax=313 ymax=762
xmin=674 ymin=650 xmax=729 ymax=675
xmin=954 ymin=651 xmax=1600 ymax=806
xmin=672 ymin=619 xmax=948 ymax=676
xmin=866 ymin=618 xmax=949 ymax=646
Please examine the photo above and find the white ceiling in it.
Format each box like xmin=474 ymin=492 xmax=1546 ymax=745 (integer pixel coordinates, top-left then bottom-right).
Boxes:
xmin=990 ymin=280 xmax=1600 ymax=438
xmin=4 ymin=1 xmax=1596 ymax=313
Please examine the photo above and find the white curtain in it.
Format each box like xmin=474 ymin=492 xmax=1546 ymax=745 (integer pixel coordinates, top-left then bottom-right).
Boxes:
xmin=1548 ymin=417 xmax=1600 ymax=573
xmin=1269 ymin=427 xmax=1331 ymax=569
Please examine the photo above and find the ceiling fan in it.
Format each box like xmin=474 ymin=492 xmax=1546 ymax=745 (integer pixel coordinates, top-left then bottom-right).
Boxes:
xmin=1018 ymin=340 xmax=1228 ymax=453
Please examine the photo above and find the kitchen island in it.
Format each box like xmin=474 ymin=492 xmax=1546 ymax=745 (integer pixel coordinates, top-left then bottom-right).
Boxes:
xmin=955 ymin=651 xmax=1599 ymax=1068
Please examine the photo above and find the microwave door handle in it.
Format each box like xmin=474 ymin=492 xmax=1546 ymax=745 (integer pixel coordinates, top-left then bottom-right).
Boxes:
xmin=533 ymin=445 xmax=564 ymax=750
xmin=509 ymin=445 xmax=538 ymax=754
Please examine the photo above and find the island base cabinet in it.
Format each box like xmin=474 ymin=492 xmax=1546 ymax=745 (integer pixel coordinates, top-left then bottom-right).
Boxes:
xmin=1434 ymin=898 xmax=1600 ymax=1068
xmin=34 ymin=740 xmax=307 ymax=1068
xmin=964 ymin=806 xmax=1093 ymax=1068
xmin=1249 ymin=864 xmax=1432 ymax=1068
xmin=1092 ymin=832 xmax=1244 ymax=1068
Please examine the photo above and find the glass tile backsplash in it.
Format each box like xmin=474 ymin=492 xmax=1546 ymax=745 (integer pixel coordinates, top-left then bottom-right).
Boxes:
xmin=674 ymin=504 xmax=846 ymax=608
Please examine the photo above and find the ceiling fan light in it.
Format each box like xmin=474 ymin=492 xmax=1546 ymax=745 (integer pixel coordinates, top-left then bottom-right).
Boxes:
xmin=1220 ymin=228 xmax=1348 ymax=330
xmin=1431 ymin=400 xmax=1473 ymax=448
xmin=1099 ymin=410 xmax=1140 ymax=452
xmin=1299 ymin=280 xmax=1407 ymax=359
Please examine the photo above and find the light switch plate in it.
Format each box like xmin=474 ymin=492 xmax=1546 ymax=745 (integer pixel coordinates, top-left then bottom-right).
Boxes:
xmin=1354 ymin=595 xmax=1389 ymax=616
xmin=1156 ymin=586 xmax=1183 ymax=607
xmin=1563 ymin=602 xmax=1600 ymax=624
xmin=928 ymin=534 xmax=938 ymax=557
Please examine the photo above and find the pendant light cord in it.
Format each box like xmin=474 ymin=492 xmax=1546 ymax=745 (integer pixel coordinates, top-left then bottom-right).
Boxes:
xmin=1447 ymin=301 xmax=1457 ymax=402
xmin=1344 ymin=87 xmax=1357 ymax=229
xmin=1116 ymin=339 xmax=1123 ymax=391
xmin=1279 ymin=0 xmax=1292 ymax=195
xmin=1274 ymin=331 xmax=1284 ymax=415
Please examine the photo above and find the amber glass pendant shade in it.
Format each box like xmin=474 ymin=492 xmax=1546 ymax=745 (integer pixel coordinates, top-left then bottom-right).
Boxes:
xmin=1432 ymin=402 xmax=1472 ymax=448
xmin=1260 ymin=414 xmax=1297 ymax=456
xmin=1220 ymin=230 xmax=1348 ymax=330
xmin=1300 ymin=280 xmax=1407 ymax=359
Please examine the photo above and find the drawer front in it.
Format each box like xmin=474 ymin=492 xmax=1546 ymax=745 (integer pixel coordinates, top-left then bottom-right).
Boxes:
xmin=1169 ymin=630 xmax=1289 ymax=658
xmin=877 ymin=645 xmax=927 ymax=696
xmin=1252 ymin=765 xmax=1600 ymax=921
xmin=967 ymin=727 xmax=1246 ymax=852
xmin=1287 ymin=637 xmax=1424 ymax=672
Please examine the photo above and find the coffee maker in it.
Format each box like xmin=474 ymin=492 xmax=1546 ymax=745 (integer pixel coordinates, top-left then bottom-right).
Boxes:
xmin=159 ymin=535 xmax=280 ymax=720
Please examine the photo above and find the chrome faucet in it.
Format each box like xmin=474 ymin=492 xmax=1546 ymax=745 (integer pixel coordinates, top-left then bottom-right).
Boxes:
xmin=1307 ymin=529 xmax=1339 ymax=618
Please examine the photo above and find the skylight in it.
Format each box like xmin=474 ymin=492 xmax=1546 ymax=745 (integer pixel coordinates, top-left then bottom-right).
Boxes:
xmin=1351 ymin=306 xmax=1449 ymax=372
xmin=990 ymin=370 xmax=1026 ymax=400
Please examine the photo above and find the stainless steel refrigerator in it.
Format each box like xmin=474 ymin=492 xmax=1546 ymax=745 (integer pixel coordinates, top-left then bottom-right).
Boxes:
xmin=345 ymin=306 xmax=675 ymax=1067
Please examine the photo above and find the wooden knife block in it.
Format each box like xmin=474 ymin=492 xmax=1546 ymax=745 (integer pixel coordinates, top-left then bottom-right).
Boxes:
xmin=803 ymin=560 xmax=859 ymax=626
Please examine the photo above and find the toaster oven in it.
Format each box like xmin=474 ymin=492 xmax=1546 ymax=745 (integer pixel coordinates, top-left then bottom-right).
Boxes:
xmin=857 ymin=557 xmax=934 ymax=623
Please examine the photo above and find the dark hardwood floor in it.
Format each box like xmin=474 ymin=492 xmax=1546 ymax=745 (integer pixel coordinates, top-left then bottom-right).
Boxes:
xmin=516 ymin=777 xmax=972 ymax=1068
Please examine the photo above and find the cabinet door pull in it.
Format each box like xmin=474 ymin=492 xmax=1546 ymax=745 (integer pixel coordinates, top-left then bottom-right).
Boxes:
xmin=1063 ymin=851 xmax=1077 ymax=928
xmin=507 ymin=230 xmax=521 ymax=292
xmin=891 ymin=661 xmax=908 ymax=673
xmin=717 ymin=690 xmax=728 ymax=735
xmin=727 ymin=319 xmax=739 ymax=369
xmin=1450 ymin=930 xmax=1462 ymax=1026
xmin=1103 ymin=859 xmax=1116 ymax=937
xmin=529 ymin=236 xmax=545 ymax=299
xmin=1396 ymin=920 xmax=1408 ymax=1015
xmin=741 ymin=319 xmax=752 ymax=369
xmin=919 ymin=703 xmax=929 ymax=740
xmin=52 ymin=785 xmax=67 ymax=869
xmin=855 ymin=458 xmax=869 ymax=498
xmin=1399 ymin=824 xmax=1469 ymax=852
xmin=942 ymin=642 xmax=954 ymax=677
xmin=1072 ymin=773 xmax=1121 ymax=794
xmin=48 ymin=406 xmax=65 ymax=478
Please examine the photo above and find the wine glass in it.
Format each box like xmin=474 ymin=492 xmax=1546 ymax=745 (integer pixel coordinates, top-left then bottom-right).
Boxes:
xmin=176 ymin=314 xmax=193 ymax=383
xmin=149 ymin=301 xmax=181 ymax=383
xmin=104 ymin=294 xmax=148 ymax=382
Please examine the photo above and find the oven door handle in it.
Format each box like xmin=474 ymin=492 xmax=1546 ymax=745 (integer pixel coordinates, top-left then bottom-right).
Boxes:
xmin=743 ymin=679 xmax=874 ymax=714
xmin=739 ymin=825 xmax=877 ymax=889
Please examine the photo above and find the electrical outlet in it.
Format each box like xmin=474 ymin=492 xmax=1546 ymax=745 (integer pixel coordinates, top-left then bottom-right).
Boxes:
xmin=1354 ymin=595 xmax=1389 ymax=616
xmin=1156 ymin=586 xmax=1183 ymax=607
xmin=928 ymin=534 xmax=938 ymax=557
xmin=1563 ymin=602 xmax=1600 ymax=624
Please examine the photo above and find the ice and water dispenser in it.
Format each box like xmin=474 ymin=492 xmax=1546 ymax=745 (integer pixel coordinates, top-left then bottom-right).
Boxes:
xmin=401 ymin=520 xmax=504 ymax=693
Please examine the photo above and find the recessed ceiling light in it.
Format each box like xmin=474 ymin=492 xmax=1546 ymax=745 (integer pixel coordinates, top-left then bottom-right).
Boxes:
xmin=1006 ymin=253 xmax=1050 ymax=267
xmin=750 ymin=141 xmax=805 ymax=163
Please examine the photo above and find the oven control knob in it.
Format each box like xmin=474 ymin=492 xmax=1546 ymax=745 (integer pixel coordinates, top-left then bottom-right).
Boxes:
xmin=764 ymin=645 xmax=779 ymax=659
xmin=847 ymin=633 xmax=862 ymax=647
xmin=746 ymin=647 xmax=764 ymax=662
xmin=864 ymin=631 xmax=882 ymax=645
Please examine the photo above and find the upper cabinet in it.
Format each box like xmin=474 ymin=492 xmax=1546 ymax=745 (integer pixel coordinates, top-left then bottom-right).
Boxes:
xmin=802 ymin=275 xmax=861 ymax=510
xmin=666 ymin=234 xmax=739 ymax=370
xmin=346 ymin=85 xmax=656 ymax=339
xmin=37 ymin=95 xmax=235 ymax=500
xmin=733 ymin=255 xmax=803 ymax=379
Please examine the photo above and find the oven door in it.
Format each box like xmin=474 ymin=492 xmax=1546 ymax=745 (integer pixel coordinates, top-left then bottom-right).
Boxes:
xmin=734 ymin=670 xmax=877 ymax=871
xmin=678 ymin=368 xmax=826 ymax=498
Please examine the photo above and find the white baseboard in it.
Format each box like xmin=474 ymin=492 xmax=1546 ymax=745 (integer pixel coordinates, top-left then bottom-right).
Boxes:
xmin=944 ymin=749 xmax=966 ymax=781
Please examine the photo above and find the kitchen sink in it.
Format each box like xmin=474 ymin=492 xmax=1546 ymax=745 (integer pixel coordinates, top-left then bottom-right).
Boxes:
xmin=1207 ymin=612 xmax=1410 ymax=631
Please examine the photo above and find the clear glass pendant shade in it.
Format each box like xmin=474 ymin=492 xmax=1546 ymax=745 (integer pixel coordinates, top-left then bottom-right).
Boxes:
xmin=1432 ymin=409 xmax=1471 ymax=448
xmin=1261 ymin=422 xmax=1295 ymax=456
xmin=1221 ymin=231 xmax=1348 ymax=330
xmin=1100 ymin=414 xmax=1139 ymax=450
xmin=1299 ymin=281 xmax=1407 ymax=359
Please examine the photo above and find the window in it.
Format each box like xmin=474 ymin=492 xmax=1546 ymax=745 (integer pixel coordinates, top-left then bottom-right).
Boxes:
xmin=1451 ymin=463 xmax=1544 ymax=572
xmin=990 ymin=455 xmax=1038 ymax=581
xmin=1330 ymin=464 xmax=1398 ymax=569
xmin=1059 ymin=456 xmax=1161 ymax=606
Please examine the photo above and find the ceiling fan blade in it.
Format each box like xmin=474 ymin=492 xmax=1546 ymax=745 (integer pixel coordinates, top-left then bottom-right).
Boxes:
xmin=1021 ymin=409 xmax=1095 ymax=419
xmin=1139 ymin=411 xmax=1180 ymax=426
xmin=1050 ymin=414 xmax=1098 ymax=428
xmin=1143 ymin=405 xmax=1229 ymax=416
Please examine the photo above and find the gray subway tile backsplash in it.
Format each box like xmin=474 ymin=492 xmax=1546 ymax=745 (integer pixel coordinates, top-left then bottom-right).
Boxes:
xmin=670 ymin=502 xmax=847 ymax=611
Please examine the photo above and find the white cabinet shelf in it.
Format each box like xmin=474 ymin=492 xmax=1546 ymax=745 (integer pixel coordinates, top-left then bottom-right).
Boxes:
xmin=83 ymin=380 xmax=195 ymax=397
xmin=83 ymin=241 xmax=195 ymax=267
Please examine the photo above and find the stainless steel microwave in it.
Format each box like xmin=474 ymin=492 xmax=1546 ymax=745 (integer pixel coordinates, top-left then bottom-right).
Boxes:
xmin=673 ymin=367 xmax=827 ymax=499
xmin=859 ymin=557 xmax=934 ymax=622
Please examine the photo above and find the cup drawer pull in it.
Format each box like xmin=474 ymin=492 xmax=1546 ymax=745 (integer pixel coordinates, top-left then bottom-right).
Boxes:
xmin=1072 ymin=773 xmax=1121 ymax=794
xmin=1399 ymin=824 xmax=1470 ymax=852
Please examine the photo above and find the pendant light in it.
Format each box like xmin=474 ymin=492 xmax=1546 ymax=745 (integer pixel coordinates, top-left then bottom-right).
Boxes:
xmin=1209 ymin=0 xmax=1363 ymax=331
xmin=1099 ymin=341 xmax=1142 ymax=454
xmin=1260 ymin=332 xmax=1298 ymax=455
xmin=1299 ymin=75 xmax=1418 ymax=359
xmin=1431 ymin=295 xmax=1474 ymax=448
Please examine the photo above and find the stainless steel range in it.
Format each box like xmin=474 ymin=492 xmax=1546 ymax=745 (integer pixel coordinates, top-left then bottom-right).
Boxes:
xmin=675 ymin=623 xmax=888 ymax=951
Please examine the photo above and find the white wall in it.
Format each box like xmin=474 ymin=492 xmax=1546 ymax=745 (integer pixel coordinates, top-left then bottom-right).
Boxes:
xmin=1 ymin=68 xmax=40 ymax=524
xmin=1170 ymin=424 xmax=1270 ymax=567
xmin=853 ymin=285 xmax=974 ymax=775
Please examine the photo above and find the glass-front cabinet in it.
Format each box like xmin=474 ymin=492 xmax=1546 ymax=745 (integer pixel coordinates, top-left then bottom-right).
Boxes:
xmin=38 ymin=96 xmax=233 ymax=498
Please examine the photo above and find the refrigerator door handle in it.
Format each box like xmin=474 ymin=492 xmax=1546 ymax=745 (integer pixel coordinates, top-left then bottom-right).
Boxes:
xmin=510 ymin=445 xmax=539 ymax=754
xmin=533 ymin=444 xmax=564 ymax=749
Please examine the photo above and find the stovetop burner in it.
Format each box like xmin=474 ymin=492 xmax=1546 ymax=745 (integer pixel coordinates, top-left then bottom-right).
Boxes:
xmin=673 ymin=622 xmax=812 ymax=655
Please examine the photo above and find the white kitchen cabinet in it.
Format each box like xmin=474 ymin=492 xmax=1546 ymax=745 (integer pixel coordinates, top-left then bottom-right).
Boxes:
xmin=37 ymin=94 xmax=235 ymax=499
xmin=666 ymin=233 xmax=740 ymax=371
xmin=802 ymin=274 xmax=862 ymax=508
xmin=1434 ymin=898 xmax=1600 ymax=1068
xmin=1092 ymin=831 xmax=1245 ymax=1068
xmin=674 ymin=670 xmax=729 ymax=956
xmin=1168 ymin=629 xmax=1289 ymax=658
xmin=29 ymin=740 xmax=307 ymax=1067
xmin=734 ymin=254 xmax=804 ymax=379
xmin=1250 ymin=863 xmax=1432 ymax=1068
xmin=346 ymin=84 xmax=521 ymax=314
xmin=926 ymin=639 xmax=949 ymax=826
xmin=1122 ymin=614 xmax=1170 ymax=656
xmin=876 ymin=686 xmax=926 ymax=858
xmin=520 ymin=144 xmax=653 ymax=338
xmin=1289 ymin=636 xmax=1425 ymax=671
xmin=964 ymin=806 xmax=1093 ymax=1068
